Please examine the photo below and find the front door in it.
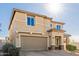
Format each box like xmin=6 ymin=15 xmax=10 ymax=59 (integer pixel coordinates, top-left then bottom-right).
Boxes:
xmin=55 ymin=36 xmax=61 ymax=50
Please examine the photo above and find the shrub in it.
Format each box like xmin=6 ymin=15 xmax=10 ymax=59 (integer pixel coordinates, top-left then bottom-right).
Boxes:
xmin=66 ymin=44 xmax=77 ymax=51
xmin=2 ymin=43 xmax=20 ymax=56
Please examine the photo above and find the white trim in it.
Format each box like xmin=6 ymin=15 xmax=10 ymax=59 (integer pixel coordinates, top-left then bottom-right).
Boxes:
xmin=19 ymin=34 xmax=21 ymax=47
xmin=47 ymin=37 xmax=49 ymax=48
xmin=19 ymin=33 xmax=48 ymax=38
xmin=16 ymin=34 xmax=21 ymax=48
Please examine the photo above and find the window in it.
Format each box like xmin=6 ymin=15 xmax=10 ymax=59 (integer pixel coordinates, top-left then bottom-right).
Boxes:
xmin=27 ymin=17 xmax=31 ymax=25
xmin=50 ymin=23 xmax=52 ymax=28
xmin=31 ymin=17 xmax=35 ymax=26
xmin=27 ymin=16 xmax=35 ymax=26
xmin=56 ymin=25 xmax=61 ymax=30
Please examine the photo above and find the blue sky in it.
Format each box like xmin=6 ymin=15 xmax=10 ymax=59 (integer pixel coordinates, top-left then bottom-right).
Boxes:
xmin=0 ymin=3 xmax=79 ymax=41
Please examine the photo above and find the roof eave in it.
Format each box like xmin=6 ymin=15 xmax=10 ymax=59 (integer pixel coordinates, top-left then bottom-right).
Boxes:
xmin=52 ymin=21 xmax=65 ymax=25
xmin=8 ymin=9 xmax=16 ymax=30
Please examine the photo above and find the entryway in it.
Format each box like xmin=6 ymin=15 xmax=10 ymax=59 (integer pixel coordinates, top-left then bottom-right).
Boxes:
xmin=55 ymin=36 xmax=61 ymax=50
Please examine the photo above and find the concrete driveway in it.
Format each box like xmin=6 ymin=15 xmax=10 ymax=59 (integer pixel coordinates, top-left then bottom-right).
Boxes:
xmin=20 ymin=50 xmax=79 ymax=56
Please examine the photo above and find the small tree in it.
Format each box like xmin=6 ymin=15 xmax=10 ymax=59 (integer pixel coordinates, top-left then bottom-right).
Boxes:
xmin=2 ymin=43 xmax=20 ymax=56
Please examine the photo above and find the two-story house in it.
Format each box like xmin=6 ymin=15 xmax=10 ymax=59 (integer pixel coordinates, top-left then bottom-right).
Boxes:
xmin=8 ymin=8 xmax=68 ymax=51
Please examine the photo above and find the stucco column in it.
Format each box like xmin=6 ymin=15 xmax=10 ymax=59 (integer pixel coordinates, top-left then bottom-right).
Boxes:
xmin=51 ymin=36 xmax=55 ymax=45
xmin=61 ymin=35 xmax=64 ymax=45
xmin=16 ymin=34 xmax=21 ymax=48
xmin=61 ymin=35 xmax=64 ymax=50
xmin=47 ymin=37 xmax=50 ymax=48
xmin=51 ymin=36 xmax=55 ymax=50
xmin=64 ymin=38 xmax=67 ymax=51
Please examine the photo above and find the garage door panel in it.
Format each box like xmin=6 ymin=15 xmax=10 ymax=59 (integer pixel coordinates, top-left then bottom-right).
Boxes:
xmin=21 ymin=36 xmax=47 ymax=51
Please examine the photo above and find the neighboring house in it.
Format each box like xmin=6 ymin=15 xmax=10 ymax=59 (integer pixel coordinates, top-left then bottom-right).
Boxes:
xmin=64 ymin=34 xmax=71 ymax=50
xmin=5 ymin=37 xmax=9 ymax=43
xmin=0 ymin=40 xmax=3 ymax=50
xmin=74 ymin=42 xmax=79 ymax=49
xmin=64 ymin=34 xmax=71 ymax=45
xmin=0 ymin=37 xmax=5 ymax=50
xmin=8 ymin=8 xmax=69 ymax=51
xmin=69 ymin=39 xmax=79 ymax=50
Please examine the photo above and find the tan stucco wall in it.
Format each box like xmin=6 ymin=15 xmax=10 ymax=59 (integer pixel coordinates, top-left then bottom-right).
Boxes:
xmin=9 ymin=11 xmax=49 ymax=47
xmin=9 ymin=11 xmax=64 ymax=34
xmin=13 ymin=12 xmax=47 ymax=34
xmin=9 ymin=12 xmax=26 ymax=46
xmin=45 ymin=19 xmax=51 ymax=31
xmin=9 ymin=19 xmax=16 ymax=45
xmin=9 ymin=11 xmax=65 ymax=48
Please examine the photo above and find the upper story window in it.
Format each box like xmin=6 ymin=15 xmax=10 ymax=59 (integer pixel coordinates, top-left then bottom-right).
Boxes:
xmin=27 ymin=16 xmax=35 ymax=26
xmin=56 ymin=25 xmax=61 ymax=30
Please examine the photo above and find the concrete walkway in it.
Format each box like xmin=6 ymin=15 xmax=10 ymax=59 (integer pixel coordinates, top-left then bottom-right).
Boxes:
xmin=20 ymin=50 xmax=79 ymax=56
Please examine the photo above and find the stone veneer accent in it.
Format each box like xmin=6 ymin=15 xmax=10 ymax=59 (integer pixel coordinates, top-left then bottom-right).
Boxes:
xmin=50 ymin=45 xmax=64 ymax=50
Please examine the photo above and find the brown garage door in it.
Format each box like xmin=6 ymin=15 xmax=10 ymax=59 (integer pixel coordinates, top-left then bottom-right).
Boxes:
xmin=21 ymin=36 xmax=47 ymax=51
